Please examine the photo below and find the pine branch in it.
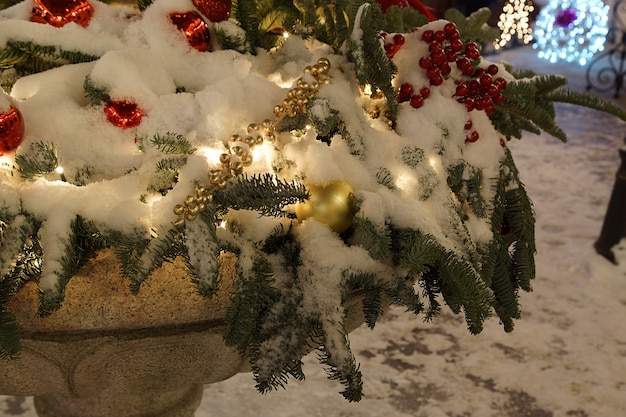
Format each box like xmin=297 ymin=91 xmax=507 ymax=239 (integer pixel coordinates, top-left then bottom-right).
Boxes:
xmin=224 ymin=255 xmax=278 ymax=354
xmin=382 ymin=5 xmax=429 ymax=34
xmin=0 ymin=311 xmax=20 ymax=360
xmin=83 ymin=75 xmax=110 ymax=104
xmin=233 ymin=0 xmax=261 ymax=53
xmin=0 ymin=40 xmax=98 ymax=76
xmin=14 ymin=141 xmax=61 ymax=180
xmin=184 ymin=208 xmax=220 ymax=298
xmin=37 ymin=216 xmax=108 ymax=317
xmin=212 ymin=174 xmax=308 ymax=217
xmin=547 ymin=88 xmax=626 ymax=121
xmin=444 ymin=8 xmax=499 ymax=43
xmin=353 ymin=216 xmax=392 ymax=261
xmin=344 ymin=2 xmax=398 ymax=117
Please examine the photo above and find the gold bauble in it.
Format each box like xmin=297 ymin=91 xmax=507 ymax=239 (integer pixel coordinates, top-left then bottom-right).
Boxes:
xmin=295 ymin=181 xmax=358 ymax=233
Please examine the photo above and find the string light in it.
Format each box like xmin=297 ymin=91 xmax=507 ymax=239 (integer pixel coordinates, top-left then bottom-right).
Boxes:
xmin=494 ymin=0 xmax=534 ymax=50
xmin=533 ymin=0 xmax=609 ymax=66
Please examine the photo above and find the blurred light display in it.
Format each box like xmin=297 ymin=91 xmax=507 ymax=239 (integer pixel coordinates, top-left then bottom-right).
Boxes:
xmin=494 ymin=0 xmax=535 ymax=50
xmin=533 ymin=0 xmax=609 ymax=65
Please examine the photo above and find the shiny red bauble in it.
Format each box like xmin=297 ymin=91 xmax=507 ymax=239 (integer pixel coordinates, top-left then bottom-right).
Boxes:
xmin=170 ymin=11 xmax=212 ymax=52
xmin=104 ymin=100 xmax=144 ymax=129
xmin=193 ymin=0 xmax=232 ymax=22
xmin=0 ymin=106 xmax=25 ymax=155
xmin=31 ymin=0 xmax=94 ymax=28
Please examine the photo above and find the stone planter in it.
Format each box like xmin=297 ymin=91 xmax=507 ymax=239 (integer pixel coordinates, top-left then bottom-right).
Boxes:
xmin=0 ymin=250 xmax=367 ymax=417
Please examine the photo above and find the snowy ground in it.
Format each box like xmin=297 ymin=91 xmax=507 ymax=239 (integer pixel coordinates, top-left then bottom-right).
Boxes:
xmin=2 ymin=45 xmax=626 ymax=416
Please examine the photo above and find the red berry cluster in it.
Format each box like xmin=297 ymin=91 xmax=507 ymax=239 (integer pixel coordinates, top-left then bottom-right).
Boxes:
xmin=418 ymin=22 xmax=467 ymax=87
xmin=381 ymin=33 xmax=406 ymax=59
xmin=454 ymin=64 xmax=506 ymax=115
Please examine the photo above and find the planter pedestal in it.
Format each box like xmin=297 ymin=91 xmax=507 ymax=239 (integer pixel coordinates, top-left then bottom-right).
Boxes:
xmin=1 ymin=250 xmax=367 ymax=416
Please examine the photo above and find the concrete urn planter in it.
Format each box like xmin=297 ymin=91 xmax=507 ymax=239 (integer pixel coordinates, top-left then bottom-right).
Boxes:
xmin=0 ymin=250 xmax=367 ymax=417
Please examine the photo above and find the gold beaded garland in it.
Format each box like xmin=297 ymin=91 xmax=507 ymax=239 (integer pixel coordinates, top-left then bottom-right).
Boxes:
xmin=173 ymin=57 xmax=332 ymax=227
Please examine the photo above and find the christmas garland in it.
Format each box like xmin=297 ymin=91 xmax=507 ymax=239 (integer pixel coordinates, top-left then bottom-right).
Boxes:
xmin=1 ymin=0 xmax=625 ymax=401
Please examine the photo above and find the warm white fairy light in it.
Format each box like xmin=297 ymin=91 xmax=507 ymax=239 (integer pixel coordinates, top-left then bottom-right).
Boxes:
xmin=494 ymin=0 xmax=534 ymax=50
xmin=533 ymin=0 xmax=609 ymax=66
xmin=55 ymin=165 xmax=67 ymax=182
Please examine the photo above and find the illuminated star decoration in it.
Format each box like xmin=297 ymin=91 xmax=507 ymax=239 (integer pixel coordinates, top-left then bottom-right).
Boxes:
xmin=533 ymin=0 xmax=609 ymax=65
xmin=493 ymin=0 xmax=535 ymax=51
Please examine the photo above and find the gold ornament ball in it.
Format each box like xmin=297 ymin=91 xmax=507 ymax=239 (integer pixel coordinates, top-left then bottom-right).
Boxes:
xmin=295 ymin=181 xmax=358 ymax=233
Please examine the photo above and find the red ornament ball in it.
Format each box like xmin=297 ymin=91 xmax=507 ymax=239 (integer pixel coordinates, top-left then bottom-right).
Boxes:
xmin=0 ymin=106 xmax=25 ymax=156
xmin=31 ymin=0 xmax=94 ymax=28
xmin=193 ymin=0 xmax=231 ymax=22
xmin=104 ymin=100 xmax=144 ymax=129
xmin=170 ymin=11 xmax=212 ymax=52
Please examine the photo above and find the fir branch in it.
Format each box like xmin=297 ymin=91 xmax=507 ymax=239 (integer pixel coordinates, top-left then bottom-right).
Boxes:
xmin=0 ymin=40 xmax=98 ymax=76
xmin=137 ymin=0 xmax=153 ymax=11
xmin=140 ymin=132 xmax=196 ymax=155
xmin=224 ymin=255 xmax=278 ymax=355
xmin=83 ymin=75 xmax=110 ymax=104
xmin=14 ymin=141 xmax=61 ymax=180
xmin=233 ymin=0 xmax=261 ymax=53
xmin=212 ymin=174 xmax=308 ymax=217
xmin=344 ymin=272 xmax=386 ymax=328
xmin=382 ymin=5 xmax=429 ymax=34
xmin=344 ymin=2 xmax=398 ymax=118
xmin=184 ymin=208 xmax=220 ymax=298
xmin=375 ymin=167 xmax=396 ymax=190
xmin=37 ymin=216 xmax=107 ymax=316
xmin=444 ymin=8 xmax=499 ymax=43
xmin=353 ymin=216 xmax=392 ymax=261
xmin=127 ymin=227 xmax=184 ymax=294
xmin=0 ymin=311 xmax=20 ymax=360
xmin=315 ymin=321 xmax=363 ymax=402
xmin=213 ymin=24 xmax=248 ymax=52
xmin=547 ymin=88 xmax=626 ymax=121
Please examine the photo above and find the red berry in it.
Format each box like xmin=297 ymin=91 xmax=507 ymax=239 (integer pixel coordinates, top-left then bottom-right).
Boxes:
xmin=434 ymin=30 xmax=446 ymax=42
xmin=456 ymin=83 xmax=469 ymax=97
xmin=398 ymin=83 xmax=414 ymax=102
xmin=468 ymin=79 xmax=480 ymax=94
xmin=464 ymin=119 xmax=473 ymax=130
xmin=439 ymin=61 xmax=451 ymax=76
xmin=393 ymin=33 xmax=405 ymax=45
xmin=469 ymin=131 xmax=480 ymax=142
xmin=410 ymin=94 xmax=424 ymax=108
xmin=466 ymin=47 xmax=480 ymax=61
xmin=428 ymin=41 xmax=442 ymax=52
xmin=486 ymin=84 xmax=500 ymax=97
xmin=493 ymin=93 xmax=505 ymax=104
xmin=456 ymin=57 xmax=472 ymax=73
xmin=450 ymin=39 xmax=463 ymax=52
xmin=478 ymin=96 xmax=492 ymax=110
xmin=378 ymin=31 xmax=388 ymax=39
xmin=426 ymin=66 xmax=442 ymax=80
xmin=385 ymin=42 xmax=402 ymax=59
xmin=430 ymin=75 xmax=444 ymax=86
xmin=422 ymin=30 xmax=434 ymax=42
xmin=420 ymin=86 xmax=431 ymax=98
xmin=500 ymin=138 xmax=506 ymax=147
xmin=463 ymin=98 xmax=475 ymax=111
xmin=487 ymin=64 xmax=499 ymax=75
xmin=431 ymin=49 xmax=446 ymax=65
xmin=480 ymin=74 xmax=493 ymax=86
xmin=485 ymin=104 xmax=495 ymax=115
xmin=444 ymin=22 xmax=457 ymax=36
xmin=419 ymin=56 xmax=432 ymax=69
xmin=494 ymin=77 xmax=507 ymax=90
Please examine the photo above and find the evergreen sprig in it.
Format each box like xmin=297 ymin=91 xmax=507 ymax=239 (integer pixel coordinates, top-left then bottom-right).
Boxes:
xmin=444 ymin=7 xmax=499 ymax=43
xmin=0 ymin=40 xmax=98 ymax=77
xmin=14 ymin=141 xmax=61 ymax=180
xmin=212 ymin=174 xmax=308 ymax=217
xmin=345 ymin=1 xmax=398 ymax=117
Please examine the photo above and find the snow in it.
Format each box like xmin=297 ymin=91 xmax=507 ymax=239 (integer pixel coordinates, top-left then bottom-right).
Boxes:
xmin=1 ymin=1 xmax=626 ymax=415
